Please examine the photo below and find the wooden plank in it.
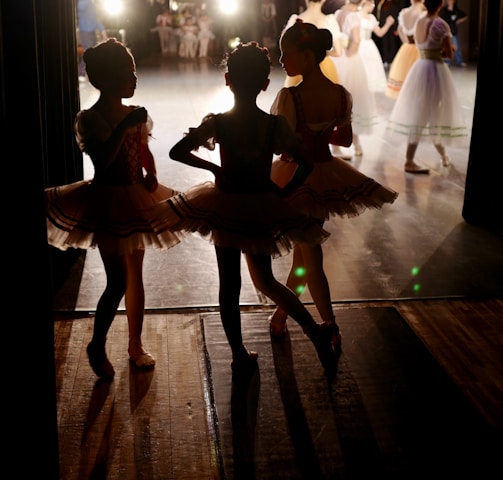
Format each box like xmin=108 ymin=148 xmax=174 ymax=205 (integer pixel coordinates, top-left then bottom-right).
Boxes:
xmin=396 ymin=298 xmax=503 ymax=430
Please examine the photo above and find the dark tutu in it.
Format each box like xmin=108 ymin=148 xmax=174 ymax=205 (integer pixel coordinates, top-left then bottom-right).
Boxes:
xmin=46 ymin=179 xmax=184 ymax=255
xmin=271 ymin=157 xmax=398 ymax=221
xmin=152 ymin=181 xmax=330 ymax=258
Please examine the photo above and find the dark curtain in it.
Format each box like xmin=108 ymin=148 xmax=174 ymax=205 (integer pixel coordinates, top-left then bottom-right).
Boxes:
xmin=462 ymin=0 xmax=503 ymax=233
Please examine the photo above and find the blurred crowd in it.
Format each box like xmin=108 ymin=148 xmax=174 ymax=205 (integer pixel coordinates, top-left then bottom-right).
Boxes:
xmin=79 ymin=0 xmax=286 ymax=62
xmin=78 ymin=0 xmax=469 ymax=67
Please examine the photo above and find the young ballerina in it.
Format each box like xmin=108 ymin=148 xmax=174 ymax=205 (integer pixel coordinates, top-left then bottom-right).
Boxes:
xmin=282 ymin=0 xmax=343 ymax=88
xmin=45 ymin=38 xmax=184 ymax=378
xmin=385 ymin=0 xmax=426 ymax=100
xmin=387 ymin=0 xmax=468 ymax=173
xmin=358 ymin=0 xmax=395 ymax=92
xmin=283 ymin=0 xmax=349 ymax=159
xmin=269 ymin=20 xmax=399 ymax=350
xmin=333 ymin=0 xmax=380 ymax=157
xmin=154 ymin=42 xmax=336 ymax=373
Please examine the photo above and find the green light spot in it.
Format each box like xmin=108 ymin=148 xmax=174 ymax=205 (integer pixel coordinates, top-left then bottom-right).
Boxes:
xmin=294 ymin=267 xmax=306 ymax=278
xmin=413 ymin=284 xmax=421 ymax=292
xmin=411 ymin=266 xmax=419 ymax=276
xmin=295 ymin=285 xmax=305 ymax=295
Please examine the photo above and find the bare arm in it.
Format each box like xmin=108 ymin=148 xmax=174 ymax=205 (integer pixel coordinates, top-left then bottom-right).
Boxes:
xmin=373 ymin=15 xmax=395 ymax=38
xmin=169 ymin=119 xmax=221 ymax=177
xmin=169 ymin=137 xmax=220 ymax=176
xmin=441 ymin=34 xmax=454 ymax=60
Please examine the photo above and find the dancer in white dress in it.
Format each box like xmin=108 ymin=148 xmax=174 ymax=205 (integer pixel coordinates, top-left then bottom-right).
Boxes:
xmin=385 ymin=0 xmax=426 ymax=99
xmin=387 ymin=0 xmax=468 ymax=174
xmin=179 ymin=16 xmax=199 ymax=59
xmin=358 ymin=0 xmax=395 ymax=92
xmin=153 ymin=8 xmax=173 ymax=55
xmin=334 ymin=0 xmax=379 ymax=156
xmin=196 ymin=10 xmax=215 ymax=58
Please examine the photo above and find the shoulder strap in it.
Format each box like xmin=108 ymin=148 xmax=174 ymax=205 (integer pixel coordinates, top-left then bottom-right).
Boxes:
xmin=289 ymin=87 xmax=305 ymax=129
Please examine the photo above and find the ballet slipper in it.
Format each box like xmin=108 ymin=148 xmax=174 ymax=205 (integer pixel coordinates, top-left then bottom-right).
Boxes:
xmin=330 ymin=144 xmax=352 ymax=161
xmin=268 ymin=312 xmax=288 ymax=338
xmin=87 ymin=340 xmax=115 ymax=379
xmin=128 ymin=338 xmax=156 ymax=369
xmin=441 ymin=155 xmax=451 ymax=167
xmin=231 ymin=350 xmax=258 ymax=381
xmin=329 ymin=322 xmax=342 ymax=354
xmin=405 ymin=162 xmax=430 ymax=174
xmin=353 ymin=139 xmax=363 ymax=156
xmin=307 ymin=322 xmax=338 ymax=375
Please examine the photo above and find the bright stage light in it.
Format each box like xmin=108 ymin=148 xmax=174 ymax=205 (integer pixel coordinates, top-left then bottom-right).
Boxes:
xmin=102 ymin=0 xmax=124 ymax=16
xmin=219 ymin=0 xmax=238 ymax=15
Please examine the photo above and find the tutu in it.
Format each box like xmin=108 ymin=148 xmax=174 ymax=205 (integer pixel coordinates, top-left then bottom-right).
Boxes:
xmin=46 ymin=109 xmax=184 ymax=255
xmin=152 ymin=181 xmax=329 ymax=258
xmin=271 ymin=86 xmax=397 ymax=220
xmin=46 ymin=180 xmax=183 ymax=255
xmin=387 ymin=18 xmax=468 ymax=145
xmin=272 ymin=156 xmax=398 ymax=220
xmin=151 ymin=112 xmax=331 ymax=258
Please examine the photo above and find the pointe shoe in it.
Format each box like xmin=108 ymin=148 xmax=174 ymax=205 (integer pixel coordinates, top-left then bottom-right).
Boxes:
xmin=128 ymin=339 xmax=156 ymax=369
xmin=354 ymin=146 xmax=363 ymax=156
xmin=87 ymin=341 xmax=115 ymax=379
xmin=268 ymin=314 xmax=288 ymax=338
xmin=405 ymin=163 xmax=430 ymax=174
xmin=331 ymin=145 xmax=352 ymax=161
xmin=307 ymin=322 xmax=338 ymax=371
xmin=441 ymin=154 xmax=451 ymax=167
xmin=231 ymin=350 xmax=258 ymax=377
xmin=331 ymin=327 xmax=342 ymax=354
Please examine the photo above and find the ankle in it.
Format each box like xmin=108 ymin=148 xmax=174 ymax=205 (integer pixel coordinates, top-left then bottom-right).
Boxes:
xmin=324 ymin=319 xmax=340 ymax=334
xmin=269 ymin=308 xmax=287 ymax=324
xmin=128 ymin=337 xmax=147 ymax=356
xmin=89 ymin=337 xmax=106 ymax=349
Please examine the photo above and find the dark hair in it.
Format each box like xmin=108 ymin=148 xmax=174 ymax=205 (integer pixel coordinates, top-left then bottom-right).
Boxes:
xmin=223 ymin=41 xmax=272 ymax=96
xmin=83 ymin=38 xmax=134 ymax=89
xmin=280 ymin=19 xmax=333 ymax=64
xmin=424 ymin=0 xmax=443 ymax=13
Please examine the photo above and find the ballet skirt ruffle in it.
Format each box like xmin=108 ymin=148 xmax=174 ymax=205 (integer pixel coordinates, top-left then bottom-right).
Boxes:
xmin=387 ymin=57 xmax=468 ymax=144
xmin=271 ymin=157 xmax=398 ymax=221
xmin=385 ymin=43 xmax=419 ymax=99
xmin=151 ymin=181 xmax=330 ymax=258
xmin=46 ymin=179 xmax=184 ymax=255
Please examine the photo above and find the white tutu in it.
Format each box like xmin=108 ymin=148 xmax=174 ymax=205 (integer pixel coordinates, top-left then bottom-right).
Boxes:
xmin=387 ymin=17 xmax=468 ymax=145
